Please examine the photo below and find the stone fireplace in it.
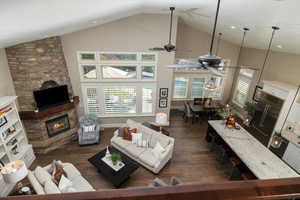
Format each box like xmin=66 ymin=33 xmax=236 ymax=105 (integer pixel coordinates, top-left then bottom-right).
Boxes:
xmin=6 ymin=36 xmax=79 ymax=153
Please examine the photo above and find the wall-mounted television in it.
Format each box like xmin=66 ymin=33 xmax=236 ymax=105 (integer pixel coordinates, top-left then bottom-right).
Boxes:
xmin=33 ymin=85 xmax=70 ymax=110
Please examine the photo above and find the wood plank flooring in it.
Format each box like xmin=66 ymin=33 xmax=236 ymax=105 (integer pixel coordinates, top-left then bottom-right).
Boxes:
xmin=31 ymin=110 xmax=229 ymax=189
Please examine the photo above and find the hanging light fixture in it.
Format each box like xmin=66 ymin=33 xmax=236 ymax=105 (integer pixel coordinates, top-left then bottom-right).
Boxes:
xmin=257 ymin=26 xmax=280 ymax=86
xmin=204 ymin=32 xmax=223 ymax=91
xmin=229 ymin=27 xmax=250 ymax=100
xmin=271 ymin=132 xmax=283 ymax=148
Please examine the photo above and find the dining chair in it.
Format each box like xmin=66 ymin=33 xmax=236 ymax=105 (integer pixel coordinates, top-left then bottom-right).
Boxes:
xmin=183 ymin=102 xmax=193 ymax=122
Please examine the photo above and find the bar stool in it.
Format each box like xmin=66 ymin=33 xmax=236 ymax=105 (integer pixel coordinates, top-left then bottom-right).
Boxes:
xmin=228 ymin=156 xmax=243 ymax=180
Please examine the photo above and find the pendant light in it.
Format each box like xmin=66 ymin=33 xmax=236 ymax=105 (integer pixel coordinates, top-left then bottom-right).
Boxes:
xmin=204 ymin=32 xmax=223 ymax=91
xmin=257 ymin=26 xmax=280 ymax=86
xmin=229 ymin=27 xmax=250 ymax=100
xmin=215 ymin=32 xmax=223 ymax=56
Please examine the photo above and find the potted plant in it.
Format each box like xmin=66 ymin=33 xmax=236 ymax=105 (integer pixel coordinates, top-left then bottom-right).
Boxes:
xmin=110 ymin=153 xmax=121 ymax=166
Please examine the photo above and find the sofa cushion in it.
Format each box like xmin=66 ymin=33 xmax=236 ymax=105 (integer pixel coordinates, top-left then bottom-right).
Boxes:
xmin=112 ymin=137 xmax=132 ymax=150
xmin=151 ymin=142 xmax=165 ymax=159
xmin=72 ymin=176 xmax=95 ymax=192
xmin=44 ymin=180 xmax=61 ymax=194
xmin=149 ymin=134 xmax=170 ymax=149
xmin=28 ymin=171 xmax=45 ymax=195
xmin=138 ymin=150 xmax=160 ymax=168
xmin=63 ymin=163 xmax=82 ymax=180
xmin=34 ymin=166 xmax=52 ymax=186
xmin=125 ymin=144 xmax=146 ymax=159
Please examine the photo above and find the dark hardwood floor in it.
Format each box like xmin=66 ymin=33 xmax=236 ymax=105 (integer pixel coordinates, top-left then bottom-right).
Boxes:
xmin=31 ymin=110 xmax=228 ymax=189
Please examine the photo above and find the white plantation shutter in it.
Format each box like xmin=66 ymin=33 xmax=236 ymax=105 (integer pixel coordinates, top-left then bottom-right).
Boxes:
xmin=191 ymin=78 xmax=205 ymax=98
xmin=173 ymin=77 xmax=188 ymax=98
xmin=86 ymin=88 xmax=100 ymax=114
xmin=234 ymin=76 xmax=251 ymax=106
xmin=142 ymin=88 xmax=153 ymax=113
xmin=104 ymin=87 xmax=137 ymax=114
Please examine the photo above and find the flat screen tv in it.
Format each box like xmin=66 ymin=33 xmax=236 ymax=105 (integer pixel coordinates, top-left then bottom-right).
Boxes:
xmin=33 ymin=85 xmax=70 ymax=110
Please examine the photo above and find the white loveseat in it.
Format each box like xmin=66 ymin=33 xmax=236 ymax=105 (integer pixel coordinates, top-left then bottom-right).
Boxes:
xmin=28 ymin=161 xmax=95 ymax=194
xmin=111 ymin=119 xmax=174 ymax=174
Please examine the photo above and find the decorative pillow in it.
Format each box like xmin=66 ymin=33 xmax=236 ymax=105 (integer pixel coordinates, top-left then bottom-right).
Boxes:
xmin=83 ymin=125 xmax=95 ymax=132
xmin=117 ymin=127 xmax=125 ymax=137
xmin=52 ymin=162 xmax=68 ymax=185
xmin=58 ymin=175 xmax=77 ymax=193
xmin=132 ymin=133 xmax=142 ymax=146
xmin=151 ymin=142 xmax=165 ymax=159
xmin=34 ymin=166 xmax=52 ymax=186
xmin=44 ymin=180 xmax=61 ymax=194
xmin=123 ymin=128 xmax=137 ymax=141
xmin=136 ymin=133 xmax=143 ymax=147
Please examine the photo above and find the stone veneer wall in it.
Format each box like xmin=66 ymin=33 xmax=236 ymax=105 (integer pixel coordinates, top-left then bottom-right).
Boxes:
xmin=5 ymin=36 xmax=73 ymax=111
xmin=5 ymin=37 xmax=78 ymax=153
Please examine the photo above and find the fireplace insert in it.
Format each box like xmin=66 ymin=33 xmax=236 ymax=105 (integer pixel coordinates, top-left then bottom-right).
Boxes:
xmin=46 ymin=114 xmax=70 ymax=137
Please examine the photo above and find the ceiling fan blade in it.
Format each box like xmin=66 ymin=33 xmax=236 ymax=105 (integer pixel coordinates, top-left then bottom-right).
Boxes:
xmin=206 ymin=67 xmax=225 ymax=77
xmin=168 ymin=63 xmax=202 ymax=68
xmin=149 ymin=47 xmax=165 ymax=51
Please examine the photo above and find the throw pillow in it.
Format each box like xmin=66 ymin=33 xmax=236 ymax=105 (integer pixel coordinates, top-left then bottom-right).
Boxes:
xmin=123 ymin=128 xmax=137 ymax=141
xmin=151 ymin=142 xmax=165 ymax=159
xmin=136 ymin=133 xmax=143 ymax=147
xmin=117 ymin=127 xmax=125 ymax=137
xmin=34 ymin=166 xmax=52 ymax=186
xmin=58 ymin=175 xmax=77 ymax=193
xmin=52 ymin=162 xmax=68 ymax=185
xmin=44 ymin=180 xmax=61 ymax=194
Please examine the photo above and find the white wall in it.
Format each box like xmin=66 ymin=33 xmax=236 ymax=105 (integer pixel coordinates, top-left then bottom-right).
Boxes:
xmin=0 ymin=48 xmax=15 ymax=97
xmin=61 ymin=14 xmax=177 ymax=125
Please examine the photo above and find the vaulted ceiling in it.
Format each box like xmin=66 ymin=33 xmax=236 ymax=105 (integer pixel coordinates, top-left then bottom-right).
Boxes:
xmin=2 ymin=0 xmax=300 ymax=54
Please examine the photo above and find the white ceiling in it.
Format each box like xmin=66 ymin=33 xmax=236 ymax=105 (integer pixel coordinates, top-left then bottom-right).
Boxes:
xmin=1 ymin=0 xmax=300 ymax=54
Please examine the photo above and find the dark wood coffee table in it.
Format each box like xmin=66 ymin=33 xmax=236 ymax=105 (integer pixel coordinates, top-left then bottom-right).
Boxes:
xmin=88 ymin=146 xmax=139 ymax=188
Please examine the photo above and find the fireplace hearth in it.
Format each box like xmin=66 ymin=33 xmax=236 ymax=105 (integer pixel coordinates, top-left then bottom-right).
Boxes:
xmin=46 ymin=114 xmax=70 ymax=137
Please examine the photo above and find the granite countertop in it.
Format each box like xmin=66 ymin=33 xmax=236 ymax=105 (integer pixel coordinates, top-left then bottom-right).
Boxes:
xmin=209 ymin=120 xmax=299 ymax=179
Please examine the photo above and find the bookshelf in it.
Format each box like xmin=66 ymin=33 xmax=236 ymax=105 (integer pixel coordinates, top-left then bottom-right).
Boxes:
xmin=0 ymin=96 xmax=35 ymax=197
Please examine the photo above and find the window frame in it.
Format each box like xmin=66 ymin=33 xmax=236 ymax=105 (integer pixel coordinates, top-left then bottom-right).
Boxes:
xmin=78 ymin=52 xmax=158 ymax=117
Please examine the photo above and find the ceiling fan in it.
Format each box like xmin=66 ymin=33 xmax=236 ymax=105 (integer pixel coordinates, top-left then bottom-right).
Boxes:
xmin=168 ymin=0 xmax=258 ymax=76
xmin=149 ymin=7 xmax=176 ymax=52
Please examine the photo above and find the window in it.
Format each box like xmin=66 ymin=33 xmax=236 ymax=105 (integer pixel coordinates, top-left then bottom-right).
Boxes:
xmin=104 ymin=87 xmax=137 ymax=114
xmin=78 ymin=52 xmax=157 ymax=117
xmin=85 ymin=88 xmax=100 ymax=114
xmin=142 ymin=66 xmax=155 ymax=79
xmin=191 ymin=78 xmax=206 ymax=98
xmin=233 ymin=69 xmax=255 ymax=107
xmin=82 ymin=65 xmax=97 ymax=79
xmin=173 ymin=74 xmax=225 ymax=100
xmin=102 ymin=65 xmax=137 ymax=79
xmin=173 ymin=77 xmax=188 ymax=98
xmin=142 ymin=88 xmax=153 ymax=113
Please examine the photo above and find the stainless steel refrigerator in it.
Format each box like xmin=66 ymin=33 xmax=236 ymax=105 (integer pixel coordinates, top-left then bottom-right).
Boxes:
xmin=251 ymin=91 xmax=284 ymax=142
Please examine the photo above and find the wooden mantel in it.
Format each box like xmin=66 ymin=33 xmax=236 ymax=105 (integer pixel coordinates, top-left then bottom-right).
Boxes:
xmin=19 ymin=96 xmax=80 ymax=120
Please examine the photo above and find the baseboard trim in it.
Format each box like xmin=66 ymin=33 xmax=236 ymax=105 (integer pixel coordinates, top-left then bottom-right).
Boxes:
xmin=101 ymin=123 xmax=126 ymax=129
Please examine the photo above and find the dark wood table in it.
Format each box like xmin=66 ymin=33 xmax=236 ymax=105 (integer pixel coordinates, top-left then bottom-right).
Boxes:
xmin=88 ymin=146 xmax=139 ymax=188
xmin=189 ymin=101 xmax=223 ymax=122
xmin=142 ymin=122 xmax=170 ymax=136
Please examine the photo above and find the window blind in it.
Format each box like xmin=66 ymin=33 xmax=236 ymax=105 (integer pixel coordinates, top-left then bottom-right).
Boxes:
xmin=191 ymin=78 xmax=205 ymax=98
xmin=234 ymin=76 xmax=251 ymax=106
xmin=104 ymin=87 xmax=137 ymax=114
xmin=173 ymin=77 xmax=188 ymax=98
xmin=86 ymin=88 xmax=100 ymax=114
xmin=142 ymin=88 xmax=153 ymax=113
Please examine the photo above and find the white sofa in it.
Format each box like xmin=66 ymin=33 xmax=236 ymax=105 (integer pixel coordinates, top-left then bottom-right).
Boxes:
xmin=28 ymin=161 xmax=95 ymax=194
xmin=111 ymin=119 xmax=174 ymax=174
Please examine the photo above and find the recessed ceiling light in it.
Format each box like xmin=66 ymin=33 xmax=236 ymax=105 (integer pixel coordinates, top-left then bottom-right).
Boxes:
xmin=277 ymin=45 xmax=283 ymax=49
xmin=230 ymin=26 xmax=236 ymax=29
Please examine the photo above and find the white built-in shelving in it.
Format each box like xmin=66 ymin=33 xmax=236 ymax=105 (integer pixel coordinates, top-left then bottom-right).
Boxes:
xmin=0 ymin=96 xmax=35 ymax=197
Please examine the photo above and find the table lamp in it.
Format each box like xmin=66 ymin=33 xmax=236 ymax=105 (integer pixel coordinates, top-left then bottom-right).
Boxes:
xmin=0 ymin=160 xmax=28 ymax=184
xmin=155 ymin=113 xmax=168 ymax=133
